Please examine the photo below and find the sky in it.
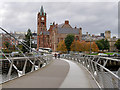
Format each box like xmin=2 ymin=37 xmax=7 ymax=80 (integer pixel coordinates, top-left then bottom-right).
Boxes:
xmin=0 ymin=0 xmax=119 ymax=37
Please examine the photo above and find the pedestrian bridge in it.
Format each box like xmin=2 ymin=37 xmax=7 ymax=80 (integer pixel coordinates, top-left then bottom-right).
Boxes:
xmin=0 ymin=27 xmax=120 ymax=89
xmin=1 ymin=55 xmax=120 ymax=89
xmin=1 ymin=58 xmax=99 ymax=88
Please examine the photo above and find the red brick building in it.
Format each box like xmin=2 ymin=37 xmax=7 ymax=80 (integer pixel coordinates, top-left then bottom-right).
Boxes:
xmin=37 ymin=6 xmax=82 ymax=51
xmin=0 ymin=33 xmax=18 ymax=49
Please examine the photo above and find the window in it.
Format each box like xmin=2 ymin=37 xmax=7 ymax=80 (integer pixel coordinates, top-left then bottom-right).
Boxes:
xmin=41 ymin=22 xmax=44 ymax=26
xmin=58 ymin=38 xmax=59 ymax=43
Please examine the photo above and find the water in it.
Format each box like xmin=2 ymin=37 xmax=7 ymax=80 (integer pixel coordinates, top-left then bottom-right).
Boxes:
xmin=0 ymin=73 xmax=18 ymax=84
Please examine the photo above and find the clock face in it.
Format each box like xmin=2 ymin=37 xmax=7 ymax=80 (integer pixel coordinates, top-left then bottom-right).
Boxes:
xmin=41 ymin=17 xmax=44 ymax=20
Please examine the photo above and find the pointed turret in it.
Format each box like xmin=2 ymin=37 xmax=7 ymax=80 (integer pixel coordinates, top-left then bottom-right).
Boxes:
xmin=40 ymin=6 xmax=45 ymax=16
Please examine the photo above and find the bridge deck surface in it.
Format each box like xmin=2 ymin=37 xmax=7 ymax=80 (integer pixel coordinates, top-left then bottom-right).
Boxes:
xmin=2 ymin=58 xmax=98 ymax=88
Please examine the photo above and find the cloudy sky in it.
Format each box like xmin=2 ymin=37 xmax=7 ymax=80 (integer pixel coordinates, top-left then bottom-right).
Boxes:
xmin=0 ymin=0 xmax=119 ymax=37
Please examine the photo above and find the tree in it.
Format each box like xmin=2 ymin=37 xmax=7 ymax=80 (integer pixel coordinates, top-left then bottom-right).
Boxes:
xmin=70 ymin=40 xmax=81 ymax=51
xmin=96 ymin=39 xmax=110 ymax=51
xmin=104 ymin=39 xmax=110 ymax=50
xmin=22 ymin=29 xmax=32 ymax=53
xmin=115 ymin=39 xmax=120 ymax=51
xmin=80 ymin=41 xmax=91 ymax=52
xmin=65 ymin=34 xmax=75 ymax=52
xmin=77 ymin=41 xmax=83 ymax=52
xmin=57 ymin=40 xmax=67 ymax=52
xmin=96 ymin=41 xmax=104 ymax=50
xmin=91 ymin=42 xmax=99 ymax=52
xmin=4 ymin=41 xmax=10 ymax=49
xmin=80 ymin=41 xmax=87 ymax=51
xmin=86 ymin=42 xmax=90 ymax=51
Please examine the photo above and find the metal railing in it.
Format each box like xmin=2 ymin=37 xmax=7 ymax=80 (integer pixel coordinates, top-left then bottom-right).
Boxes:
xmin=0 ymin=27 xmax=53 ymax=84
xmin=62 ymin=54 xmax=120 ymax=89
xmin=1 ymin=54 xmax=53 ymax=84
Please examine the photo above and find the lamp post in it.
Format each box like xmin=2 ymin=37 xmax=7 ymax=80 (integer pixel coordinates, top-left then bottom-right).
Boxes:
xmin=89 ymin=35 xmax=92 ymax=55
xmin=30 ymin=36 xmax=31 ymax=53
xmin=90 ymin=37 xmax=91 ymax=54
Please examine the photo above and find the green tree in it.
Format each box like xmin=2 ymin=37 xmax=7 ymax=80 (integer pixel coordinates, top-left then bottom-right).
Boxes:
xmin=104 ymin=39 xmax=110 ymax=50
xmin=115 ymin=39 xmax=120 ymax=52
xmin=65 ymin=34 xmax=75 ymax=52
xmin=22 ymin=29 xmax=32 ymax=53
xmin=96 ymin=41 xmax=104 ymax=50
xmin=96 ymin=39 xmax=110 ymax=51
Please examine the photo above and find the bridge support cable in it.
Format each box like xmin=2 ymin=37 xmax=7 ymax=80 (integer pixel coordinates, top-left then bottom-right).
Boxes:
xmin=0 ymin=27 xmax=32 ymax=53
xmin=4 ymin=31 xmax=46 ymax=71
xmin=3 ymin=34 xmax=38 ymax=72
xmin=0 ymin=27 xmax=42 ymax=56
xmin=0 ymin=27 xmax=47 ymax=67
xmin=0 ymin=27 xmax=53 ymax=84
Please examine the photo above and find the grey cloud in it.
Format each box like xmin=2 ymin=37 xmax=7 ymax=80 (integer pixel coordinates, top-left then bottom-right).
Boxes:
xmin=1 ymin=2 xmax=118 ymax=38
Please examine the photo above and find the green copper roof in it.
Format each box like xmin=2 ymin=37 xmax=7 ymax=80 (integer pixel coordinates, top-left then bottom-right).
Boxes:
xmin=40 ymin=6 xmax=45 ymax=16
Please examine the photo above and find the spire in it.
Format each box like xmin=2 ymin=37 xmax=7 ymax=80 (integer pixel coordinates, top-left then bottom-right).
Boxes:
xmin=40 ymin=6 xmax=44 ymax=16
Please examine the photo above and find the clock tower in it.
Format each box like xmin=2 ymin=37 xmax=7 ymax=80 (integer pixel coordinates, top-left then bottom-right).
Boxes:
xmin=37 ymin=6 xmax=47 ymax=50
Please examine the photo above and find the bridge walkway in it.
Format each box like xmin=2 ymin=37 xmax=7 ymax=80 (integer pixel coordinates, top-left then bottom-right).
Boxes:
xmin=2 ymin=58 xmax=98 ymax=88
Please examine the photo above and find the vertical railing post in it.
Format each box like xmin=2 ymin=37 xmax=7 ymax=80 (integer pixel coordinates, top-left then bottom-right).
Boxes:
xmin=22 ymin=59 xmax=28 ymax=75
xmin=7 ymin=59 xmax=14 ymax=80
xmin=31 ymin=60 xmax=36 ymax=72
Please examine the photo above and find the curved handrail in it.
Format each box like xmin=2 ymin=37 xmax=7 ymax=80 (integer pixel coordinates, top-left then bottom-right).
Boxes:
xmin=62 ymin=54 xmax=120 ymax=88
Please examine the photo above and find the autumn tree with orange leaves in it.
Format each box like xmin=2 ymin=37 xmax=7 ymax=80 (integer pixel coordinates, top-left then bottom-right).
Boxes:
xmin=70 ymin=40 xmax=99 ymax=52
xmin=91 ymin=41 xmax=99 ymax=52
xmin=57 ymin=40 xmax=67 ymax=52
xmin=57 ymin=39 xmax=99 ymax=53
xmin=70 ymin=40 xmax=83 ymax=51
xmin=80 ymin=41 xmax=88 ymax=51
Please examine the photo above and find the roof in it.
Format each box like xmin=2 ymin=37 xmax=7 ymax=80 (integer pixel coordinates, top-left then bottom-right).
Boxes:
xmin=57 ymin=27 xmax=79 ymax=34
xmin=58 ymin=24 xmax=64 ymax=28
xmin=40 ymin=6 xmax=45 ymax=16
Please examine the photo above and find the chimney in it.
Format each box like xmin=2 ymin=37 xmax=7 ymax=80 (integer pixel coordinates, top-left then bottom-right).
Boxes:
xmin=56 ymin=23 xmax=58 ymax=28
xmin=65 ymin=20 xmax=69 ymax=24
xmin=49 ymin=23 xmax=53 ymax=31
xmin=53 ymin=22 xmax=55 ymax=25
xmin=79 ymin=27 xmax=82 ymax=30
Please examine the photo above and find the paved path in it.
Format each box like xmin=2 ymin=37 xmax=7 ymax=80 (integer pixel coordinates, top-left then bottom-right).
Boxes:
xmin=2 ymin=58 xmax=98 ymax=88
xmin=2 ymin=59 xmax=70 ymax=88
xmin=60 ymin=59 xmax=98 ymax=88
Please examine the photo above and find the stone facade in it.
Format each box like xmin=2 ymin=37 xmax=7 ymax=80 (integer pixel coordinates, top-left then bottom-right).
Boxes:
xmin=48 ymin=21 xmax=82 ymax=51
xmin=105 ymin=31 xmax=111 ymax=41
xmin=82 ymin=31 xmax=118 ymax=52
xmin=105 ymin=31 xmax=118 ymax=51
xmin=37 ymin=6 xmax=82 ymax=51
